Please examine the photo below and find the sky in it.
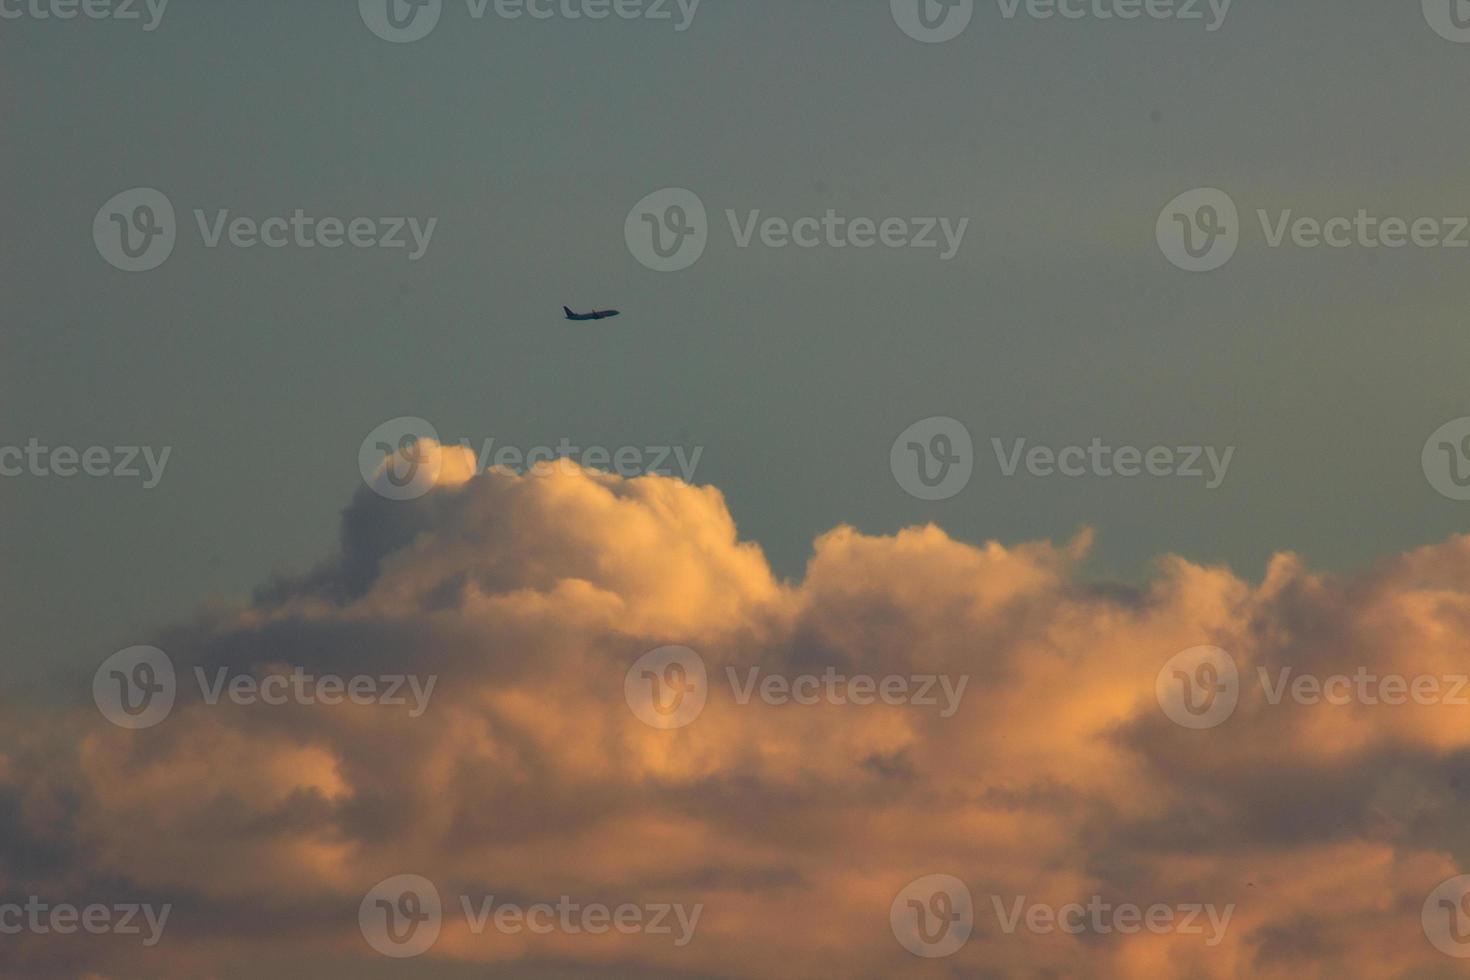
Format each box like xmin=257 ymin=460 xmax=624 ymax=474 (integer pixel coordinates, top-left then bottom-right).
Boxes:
xmin=6 ymin=0 xmax=1470 ymax=976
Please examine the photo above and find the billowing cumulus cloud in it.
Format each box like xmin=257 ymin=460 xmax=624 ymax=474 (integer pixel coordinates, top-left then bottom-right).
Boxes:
xmin=6 ymin=451 xmax=1470 ymax=978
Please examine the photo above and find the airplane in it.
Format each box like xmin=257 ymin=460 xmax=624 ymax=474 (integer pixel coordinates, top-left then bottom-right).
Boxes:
xmin=564 ymin=306 xmax=621 ymax=322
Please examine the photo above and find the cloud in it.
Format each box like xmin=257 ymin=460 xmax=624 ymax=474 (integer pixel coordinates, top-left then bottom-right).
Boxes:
xmin=7 ymin=457 xmax=1470 ymax=977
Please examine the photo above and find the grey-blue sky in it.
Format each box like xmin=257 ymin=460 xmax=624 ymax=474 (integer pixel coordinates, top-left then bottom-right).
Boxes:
xmin=5 ymin=0 xmax=1470 ymax=701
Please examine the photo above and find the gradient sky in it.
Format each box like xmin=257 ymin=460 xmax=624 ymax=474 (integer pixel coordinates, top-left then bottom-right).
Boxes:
xmin=6 ymin=0 xmax=1470 ymax=697
xmin=12 ymin=5 xmax=1470 ymax=977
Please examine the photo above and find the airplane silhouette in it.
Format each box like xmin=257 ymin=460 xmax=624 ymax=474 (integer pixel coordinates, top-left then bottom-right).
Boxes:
xmin=564 ymin=306 xmax=621 ymax=321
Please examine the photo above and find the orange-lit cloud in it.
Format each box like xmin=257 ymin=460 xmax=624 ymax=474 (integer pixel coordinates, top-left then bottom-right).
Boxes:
xmin=6 ymin=456 xmax=1470 ymax=978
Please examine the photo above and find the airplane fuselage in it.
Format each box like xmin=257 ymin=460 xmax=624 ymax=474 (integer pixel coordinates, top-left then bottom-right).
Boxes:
xmin=565 ymin=308 xmax=621 ymax=321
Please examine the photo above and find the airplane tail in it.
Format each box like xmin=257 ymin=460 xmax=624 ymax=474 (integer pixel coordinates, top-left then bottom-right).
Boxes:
xmin=563 ymin=306 xmax=575 ymax=318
